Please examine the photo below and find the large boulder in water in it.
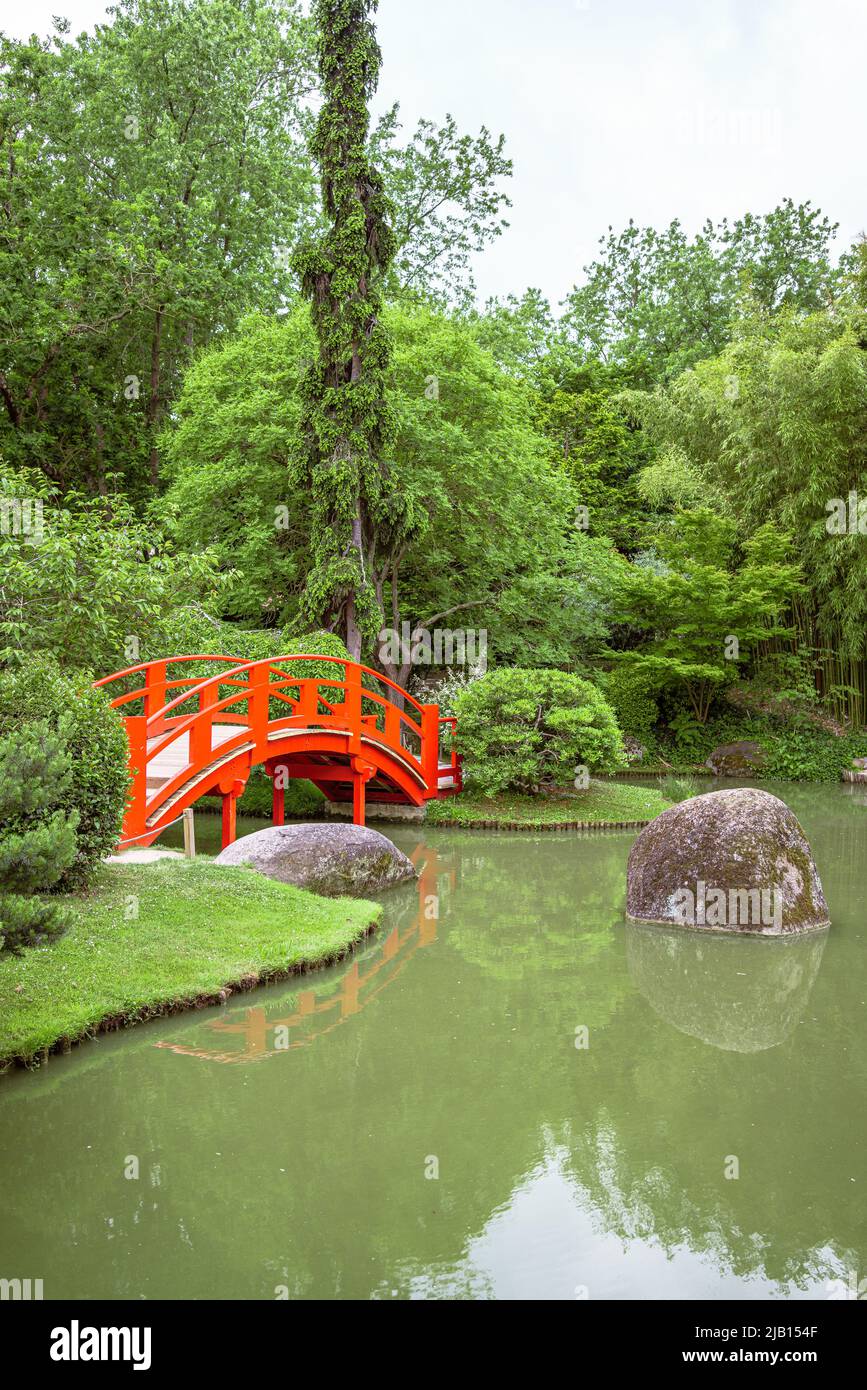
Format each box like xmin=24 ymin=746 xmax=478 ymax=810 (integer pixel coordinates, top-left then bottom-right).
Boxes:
xmin=626 ymin=788 xmax=829 ymax=935
xmin=214 ymin=823 xmax=416 ymax=897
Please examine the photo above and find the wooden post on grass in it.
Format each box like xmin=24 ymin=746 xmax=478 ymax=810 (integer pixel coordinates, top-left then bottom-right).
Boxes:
xmin=183 ymin=808 xmax=196 ymax=859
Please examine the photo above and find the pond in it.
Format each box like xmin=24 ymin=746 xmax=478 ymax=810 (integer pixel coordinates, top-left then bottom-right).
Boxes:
xmin=1 ymin=782 xmax=865 ymax=1300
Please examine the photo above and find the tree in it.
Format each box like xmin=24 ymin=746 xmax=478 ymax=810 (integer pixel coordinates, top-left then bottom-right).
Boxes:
xmin=0 ymin=659 xmax=129 ymax=888
xmin=0 ymin=721 xmax=78 ymax=952
xmin=0 ymin=2 xmax=512 ymax=497
xmin=159 ymin=303 xmax=625 ymax=676
xmin=612 ymin=510 xmax=802 ymax=723
xmin=564 ymin=201 xmax=839 ymax=386
xmin=0 ymin=1 xmax=316 ymax=496
xmin=624 ymin=303 xmax=867 ymax=719
xmin=0 ymin=461 xmax=225 ymax=675
xmin=454 ymin=668 xmax=625 ymax=795
xmin=536 ymin=388 xmax=650 ymax=553
xmin=293 ymin=0 xmax=407 ymax=660
xmin=371 ymin=108 xmax=511 ymax=307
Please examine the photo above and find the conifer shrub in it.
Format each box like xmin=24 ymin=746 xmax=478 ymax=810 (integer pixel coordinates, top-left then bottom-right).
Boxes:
xmin=0 ymin=660 xmax=129 ymax=886
xmin=0 ymin=720 xmax=79 ymax=952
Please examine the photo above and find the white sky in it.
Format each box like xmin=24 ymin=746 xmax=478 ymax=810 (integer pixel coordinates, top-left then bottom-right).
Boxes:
xmin=3 ymin=0 xmax=865 ymax=308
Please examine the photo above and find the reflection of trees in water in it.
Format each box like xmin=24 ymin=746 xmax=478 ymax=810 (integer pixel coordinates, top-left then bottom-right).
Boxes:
xmin=556 ymin=956 xmax=865 ymax=1289
xmin=442 ymin=830 xmax=634 ymax=1031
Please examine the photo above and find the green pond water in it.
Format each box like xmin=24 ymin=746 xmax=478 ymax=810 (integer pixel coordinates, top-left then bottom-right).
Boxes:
xmin=1 ymin=782 xmax=866 ymax=1300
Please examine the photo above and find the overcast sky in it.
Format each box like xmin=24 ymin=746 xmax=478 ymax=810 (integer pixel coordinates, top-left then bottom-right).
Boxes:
xmin=4 ymin=0 xmax=865 ymax=308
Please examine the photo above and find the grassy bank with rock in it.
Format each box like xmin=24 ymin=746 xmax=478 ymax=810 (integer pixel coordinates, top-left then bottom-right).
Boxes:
xmin=0 ymin=860 xmax=381 ymax=1069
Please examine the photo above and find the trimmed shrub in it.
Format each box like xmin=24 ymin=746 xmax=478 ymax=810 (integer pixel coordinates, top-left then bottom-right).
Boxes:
xmin=601 ymin=666 xmax=659 ymax=740
xmin=454 ymin=668 xmax=626 ymax=795
xmin=0 ymin=659 xmax=129 ymax=887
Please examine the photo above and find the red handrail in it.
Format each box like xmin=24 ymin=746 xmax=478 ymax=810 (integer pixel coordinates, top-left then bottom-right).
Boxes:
xmin=96 ymin=654 xmax=456 ymax=847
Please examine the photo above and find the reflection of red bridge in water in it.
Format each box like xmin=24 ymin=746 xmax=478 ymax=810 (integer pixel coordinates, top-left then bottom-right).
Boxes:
xmin=153 ymin=845 xmax=455 ymax=1065
xmin=95 ymin=655 xmax=462 ymax=849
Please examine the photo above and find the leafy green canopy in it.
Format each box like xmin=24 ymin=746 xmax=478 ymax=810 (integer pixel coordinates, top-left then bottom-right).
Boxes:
xmin=371 ymin=108 xmax=511 ymax=308
xmin=626 ymin=306 xmax=867 ymax=668
xmin=611 ymin=510 xmax=802 ymax=723
xmin=563 ymin=200 xmax=839 ymax=387
xmin=160 ymin=303 xmax=626 ymax=673
xmin=0 ymin=462 xmax=224 ymax=676
xmin=0 ymin=0 xmax=316 ymax=496
xmin=0 ymin=1 xmax=511 ymax=498
xmin=454 ymin=668 xmax=626 ymax=796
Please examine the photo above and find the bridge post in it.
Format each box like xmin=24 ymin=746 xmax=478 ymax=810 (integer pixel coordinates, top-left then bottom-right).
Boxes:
xmin=222 ymin=791 xmax=237 ymax=849
xmin=350 ymin=757 xmax=374 ymax=826
xmin=420 ymin=704 xmax=440 ymax=798
xmin=220 ymin=777 xmax=246 ymax=849
xmin=124 ymin=715 xmax=148 ymax=845
xmin=143 ymin=662 xmax=167 ymax=724
xmin=191 ymin=681 xmax=217 ymax=764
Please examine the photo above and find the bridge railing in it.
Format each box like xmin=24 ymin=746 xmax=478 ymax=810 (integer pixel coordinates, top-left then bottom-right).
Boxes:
xmin=95 ymin=654 xmax=446 ymax=835
xmin=437 ymin=715 xmax=463 ymax=791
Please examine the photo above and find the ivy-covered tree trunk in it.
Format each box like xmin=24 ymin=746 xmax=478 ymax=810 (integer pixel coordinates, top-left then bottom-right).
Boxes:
xmin=294 ymin=0 xmax=405 ymax=661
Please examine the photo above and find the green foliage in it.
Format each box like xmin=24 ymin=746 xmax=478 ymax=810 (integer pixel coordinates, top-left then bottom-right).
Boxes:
xmin=454 ymin=668 xmax=626 ymax=795
xmin=0 ymin=721 xmax=79 ymax=952
xmin=160 ymin=303 xmax=621 ymax=674
xmin=137 ymin=610 xmax=349 ymax=724
xmin=537 ymin=389 xmax=650 ymax=551
xmin=666 ymin=710 xmax=713 ymax=762
xmin=0 ymin=660 xmax=129 ymax=887
xmin=626 ymin=304 xmax=867 ymax=714
xmin=158 ymin=312 xmax=312 ymax=623
xmin=658 ymin=773 xmax=700 ymax=803
xmin=371 ymin=108 xmax=511 ymax=307
xmin=0 ymin=0 xmax=316 ymax=495
xmin=600 ymin=666 xmax=659 ymax=738
xmin=613 ymin=509 xmax=803 ymax=722
xmin=147 ymin=607 xmax=348 ymax=678
xmin=202 ymin=767 xmax=323 ymax=818
xmin=564 ymin=201 xmax=840 ymax=386
xmin=763 ymin=727 xmax=867 ymax=783
xmin=0 ymin=462 xmax=224 ymax=677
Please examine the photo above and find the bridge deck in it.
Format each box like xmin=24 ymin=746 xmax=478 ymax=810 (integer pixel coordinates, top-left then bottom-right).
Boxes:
xmin=147 ymin=725 xmax=456 ymax=793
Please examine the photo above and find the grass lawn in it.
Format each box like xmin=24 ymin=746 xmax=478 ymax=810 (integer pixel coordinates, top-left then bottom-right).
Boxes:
xmin=425 ymin=778 xmax=671 ymax=828
xmin=0 ymin=860 xmax=381 ymax=1067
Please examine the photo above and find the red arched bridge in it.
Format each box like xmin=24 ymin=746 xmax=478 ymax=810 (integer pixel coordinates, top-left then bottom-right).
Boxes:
xmin=95 ymin=654 xmax=462 ymax=850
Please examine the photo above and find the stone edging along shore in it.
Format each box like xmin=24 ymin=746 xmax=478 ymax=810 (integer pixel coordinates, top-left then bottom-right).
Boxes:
xmin=423 ymin=817 xmax=655 ymax=832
